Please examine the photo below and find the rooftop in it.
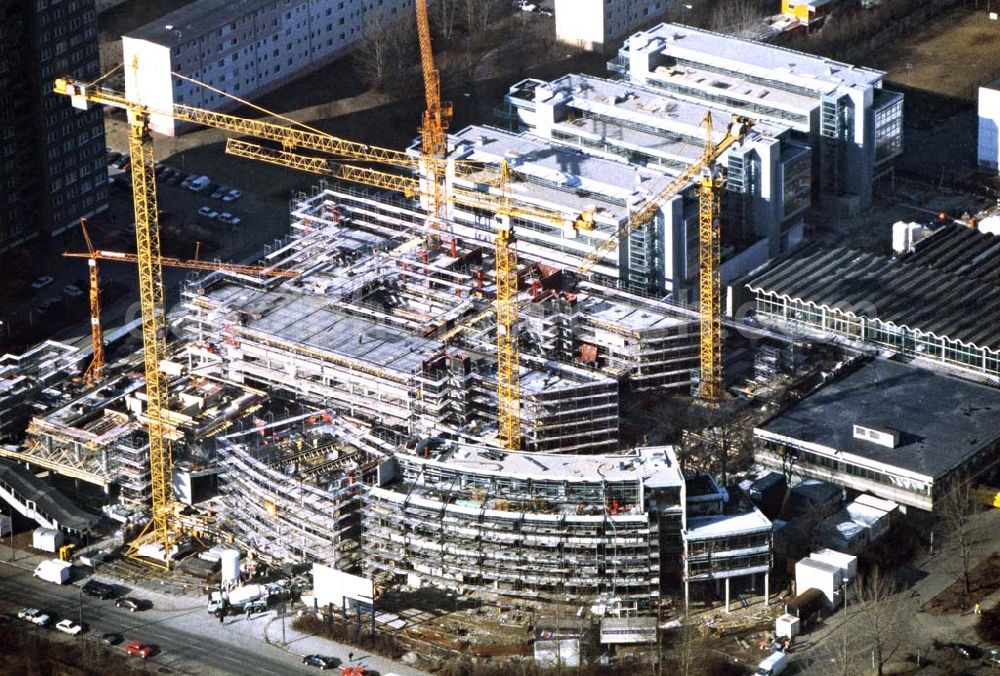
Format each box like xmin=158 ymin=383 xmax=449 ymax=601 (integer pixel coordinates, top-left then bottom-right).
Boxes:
xmin=904 ymin=225 xmax=1000 ymax=285
xmin=630 ymin=23 xmax=884 ymax=91
xmin=448 ymin=126 xmax=677 ymax=222
xmin=126 ymin=0 xmax=273 ymax=48
xmin=685 ymin=509 xmax=772 ymax=538
xmin=757 ymin=359 xmax=1000 ymax=479
xmin=746 ymin=246 xmax=1000 ymax=351
xmin=412 ymin=442 xmax=684 ymax=487
xmin=197 ymin=285 xmax=441 ymax=377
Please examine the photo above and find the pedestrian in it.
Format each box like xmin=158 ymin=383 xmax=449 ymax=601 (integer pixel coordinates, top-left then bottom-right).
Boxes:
xmin=218 ymin=611 xmax=224 ymax=625
xmin=348 ymin=651 xmax=354 ymax=662
xmin=975 ymin=602 xmax=982 ymax=615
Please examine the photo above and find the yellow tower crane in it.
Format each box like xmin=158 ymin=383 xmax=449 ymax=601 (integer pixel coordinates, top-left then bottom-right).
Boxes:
xmin=577 ymin=114 xmax=753 ymax=402
xmin=62 ymin=249 xmax=302 ymax=278
xmin=415 ymin=0 xmax=452 ymax=240
xmin=78 ymin=219 xmax=105 ymax=386
xmin=494 ymin=161 xmax=522 ymax=450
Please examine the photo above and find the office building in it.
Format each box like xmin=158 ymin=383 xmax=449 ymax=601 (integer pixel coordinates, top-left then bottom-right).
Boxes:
xmin=611 ymin=23 xmax=903 ymax=214
xmin=554 ymin=0 xmax=673 ymax=52
xmin=980 ymin=80 xmax=1000 ymax=173
xmin=754 ymin=359 xmax=1000 ymax=512
xmin=0 ymin=0 xmax=108 ymax=252
xmin=123 ymin=0 xmax=419 ymax=136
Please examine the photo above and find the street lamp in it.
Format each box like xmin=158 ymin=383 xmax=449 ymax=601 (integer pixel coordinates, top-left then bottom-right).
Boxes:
xmin=683 ymin=3 xmax=693 ymax=24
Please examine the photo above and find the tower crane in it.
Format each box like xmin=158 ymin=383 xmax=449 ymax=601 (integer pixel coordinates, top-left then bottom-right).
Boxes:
xmin=415 ymin=0 xmax=452 ymax=240
xmin=78 ymin=219 xmax=105 ymax=386
xmin=65 ymin=244 xmax=299 ymax=386
xmin=577 ymin=113 xmax=752 ymax=402
xmin=494 ymin=161 xmax=522 ymax=450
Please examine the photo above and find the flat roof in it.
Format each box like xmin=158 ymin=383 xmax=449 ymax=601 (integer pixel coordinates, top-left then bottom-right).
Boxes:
xmin=448 ymin=126 xmax=677 ymax=222
xmin=533 ymin=73 xmax=786 ymax=140
xmin=747 ymin=246 xmax=1000 ymax=351
xmin=126 ymin=0 xmax=273 ymax=48
xmin=199 ymin=286 xmax=440 ymax=377
xmin=758 ymin=359 xmax=1000 ymax=479
xmin=413 ymin=443 xmax=684 ymax=486
xmin=582 ymin=296 xmax=689 ymax=331
xmin=685 ymin=509 xmax=771 ymax=538
xmin=630 ymin=23 xmax=883 ymax=90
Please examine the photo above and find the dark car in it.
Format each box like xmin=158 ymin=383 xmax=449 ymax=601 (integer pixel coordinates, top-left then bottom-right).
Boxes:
xmin=302 ymin=654 xmax=338 ymax=670
xmin=115 ymin=597 xmax=143 ymax=612
xmin=949 ymin=643 xmax=983 ymax=659
xmin=82 ymin=580 xmax=115 ymax=600
xmin=167 ymin=171 xmax=187 ymax=186
xmin=101 ymin=632 xmax=123 ymax=646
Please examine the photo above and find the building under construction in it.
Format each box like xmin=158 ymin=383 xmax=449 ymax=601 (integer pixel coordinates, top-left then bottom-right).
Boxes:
xmin=176 ymin=184 xmax=704 ymax=453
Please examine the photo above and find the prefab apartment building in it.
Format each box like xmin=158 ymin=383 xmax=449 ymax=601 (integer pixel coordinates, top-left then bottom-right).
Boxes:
xmin=123 ymin=0 xmax=417 ymax=135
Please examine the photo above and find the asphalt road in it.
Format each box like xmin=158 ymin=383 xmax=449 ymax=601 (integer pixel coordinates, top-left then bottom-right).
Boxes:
xmin=0 ymin=561 xmax=316 ymax=675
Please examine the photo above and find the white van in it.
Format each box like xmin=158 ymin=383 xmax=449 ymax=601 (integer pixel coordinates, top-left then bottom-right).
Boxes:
xmin=187 ymin=175 xmax=211 ymax=193
xmin=756 ymin=651 xmax=788 ymax=676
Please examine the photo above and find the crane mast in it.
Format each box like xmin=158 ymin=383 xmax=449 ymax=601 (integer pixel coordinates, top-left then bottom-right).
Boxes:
xmin=79 ymin=219 xmax=105 ymax=386
xmin=698 ymin=116 xmax=725 ymax=401
xmin=124 ymin=101 xmax=175 ymax=568
xmin=495 ymin=161 xmax=522 ymax=451
xmin=416 ymin=0 xmax=452 ymax=238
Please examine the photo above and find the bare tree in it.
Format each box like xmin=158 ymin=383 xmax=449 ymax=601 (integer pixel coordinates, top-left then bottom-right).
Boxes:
xmin=667 ymin=623 xmax=709 ymax=676
xmin=854 ymin=568 xmax=907 ymax=676
xmin=353 ymin=12 xmax=417 ymax=91
xmin=435 ymin=0 xmax=461 ymax=40
xmin=463 ymin=0 xmax=505 ymax=36
xmin=710 ymin=0 xmax=767 ymax=37
xmin=937 ymin=479 xmax=977 ymax=595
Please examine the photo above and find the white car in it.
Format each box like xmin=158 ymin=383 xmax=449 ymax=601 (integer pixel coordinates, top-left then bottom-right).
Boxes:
xmin=216 ymin=212 xmax=241 ymax=226
xmin=222 ymin=189 xmax=242 ymax=202
xmin=55 ymin=619 xmax=84 ymax=635
xmin=31 ymin=276 xmax=54 ymax=291
xmin=18 ymin=608 xmax=52 ymax=626
xmin=63 ymin=284 xmax=84 ymax=298
xmin=198 ymin=206 xmax=219 ymax=219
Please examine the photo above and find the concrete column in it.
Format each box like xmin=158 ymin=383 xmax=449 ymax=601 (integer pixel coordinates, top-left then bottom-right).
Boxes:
xmin=725 ymin=577 xmax=730 ymax=614
xmin=684 ymin=580 xmax=689 ymax=614
xmin=764 ymin=572 xmax=769 ymax=607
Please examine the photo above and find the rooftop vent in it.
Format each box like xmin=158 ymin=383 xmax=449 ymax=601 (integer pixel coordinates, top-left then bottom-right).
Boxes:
xmin=852 ymin=423 xmax=900 ymax=449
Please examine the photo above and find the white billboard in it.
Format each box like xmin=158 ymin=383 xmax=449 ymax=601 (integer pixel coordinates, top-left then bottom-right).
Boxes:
xmin=312 ymin=564 xmax=374 ymax=609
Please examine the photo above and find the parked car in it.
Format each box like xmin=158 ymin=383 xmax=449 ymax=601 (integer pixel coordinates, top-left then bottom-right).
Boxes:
xmin=17 ymin=608 xmax=52 ymax=627
xmin=106 ymin=151 xmax=123 ymax=165
xmin=302 ymin=654 xmax=338 ymax=670
xmin=113 ymin=153 xmax=130 ymax=169
xmin=101 ymin=632 xmax=123 ymax=646
xmin=154 ymin=163 xmax=166 ymax=176
xmin=31 ymin=276 xmax=54 ymax=291
xmin=187 ymin=175 xmax=211 ymax=192
xmin=55 ymin=619 xmax=84 ymax=635
xmin=949 ymin=643 xmax=983 ymax=659
xmin=124 ymin=640 xmax=154 ymax=659
xmin=167 ymin=171 xmax=187 ymax=186
xmin=159 ymin=167 xmax=176 ymax=182
xmin=222 ymin=189 xmax=242 ymax=202
xmin=115 ymin=597 xmax=143 ymax=612
xmin=81 ymin=579 xmax=115 ymax=599
xmin=210 ymin=186 xmax=228 ymax=199
xmin=198 ymin=206 xmax=219 ymax=219
xmin=216 ymin=212 xmax=241 ymax=226
xmin=62 ymin=284 xmax=84 ymax=298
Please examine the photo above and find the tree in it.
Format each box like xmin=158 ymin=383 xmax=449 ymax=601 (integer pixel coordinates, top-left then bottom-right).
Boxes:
xmin=854 ymin=568 xmax=907 ymax=676
xmin=710 ymin=0 xmax=768 ymax=37
xmin=435 ymin=0 xmax=461 ymax=40
xmin=938 ymin=479 xmax=977 ymax=595
xmin=353 ymin=11 xmax=416 ymax=92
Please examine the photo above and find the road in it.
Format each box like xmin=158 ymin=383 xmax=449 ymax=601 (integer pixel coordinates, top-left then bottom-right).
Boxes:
xmin=0 ymin=559 xmax=316 ymax=676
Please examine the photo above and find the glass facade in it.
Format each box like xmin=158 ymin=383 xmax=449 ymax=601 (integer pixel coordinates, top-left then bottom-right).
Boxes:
xmin=753 ymin=291 xmax=1000 ymax=377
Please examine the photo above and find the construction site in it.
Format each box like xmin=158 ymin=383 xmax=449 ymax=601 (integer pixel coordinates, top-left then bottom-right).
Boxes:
xmin=3 ymin=4 xmax=1000 ymax=673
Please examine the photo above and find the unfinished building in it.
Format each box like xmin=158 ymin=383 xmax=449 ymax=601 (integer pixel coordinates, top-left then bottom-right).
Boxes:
xmin=363 ymin=441 xmax=772 ymax=609
xmin=2 ymin=363 xmax=266 ymax=514
xmin=0 ymin=341 xmax=82 ymax=442
xmin=214 ymin=413 xmax=393 ymax=569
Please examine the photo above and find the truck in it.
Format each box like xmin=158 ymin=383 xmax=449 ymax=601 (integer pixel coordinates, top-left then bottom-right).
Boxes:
xmin=784 ymin=588 xmax=826 ymax=630
xmin=755 ymin=651 xmax=788 ymax=676
xmin=34 ymin=558 xmax=72 ymax=584
xmin=207 ymin=584 xmax=268 ymax=615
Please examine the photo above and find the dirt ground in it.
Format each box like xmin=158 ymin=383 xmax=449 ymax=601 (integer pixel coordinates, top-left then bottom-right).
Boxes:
xmin=864 ymin=7 xmax=1000 ymax=101
xmin=922 ymin=553 xmax=1000 ymax=615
